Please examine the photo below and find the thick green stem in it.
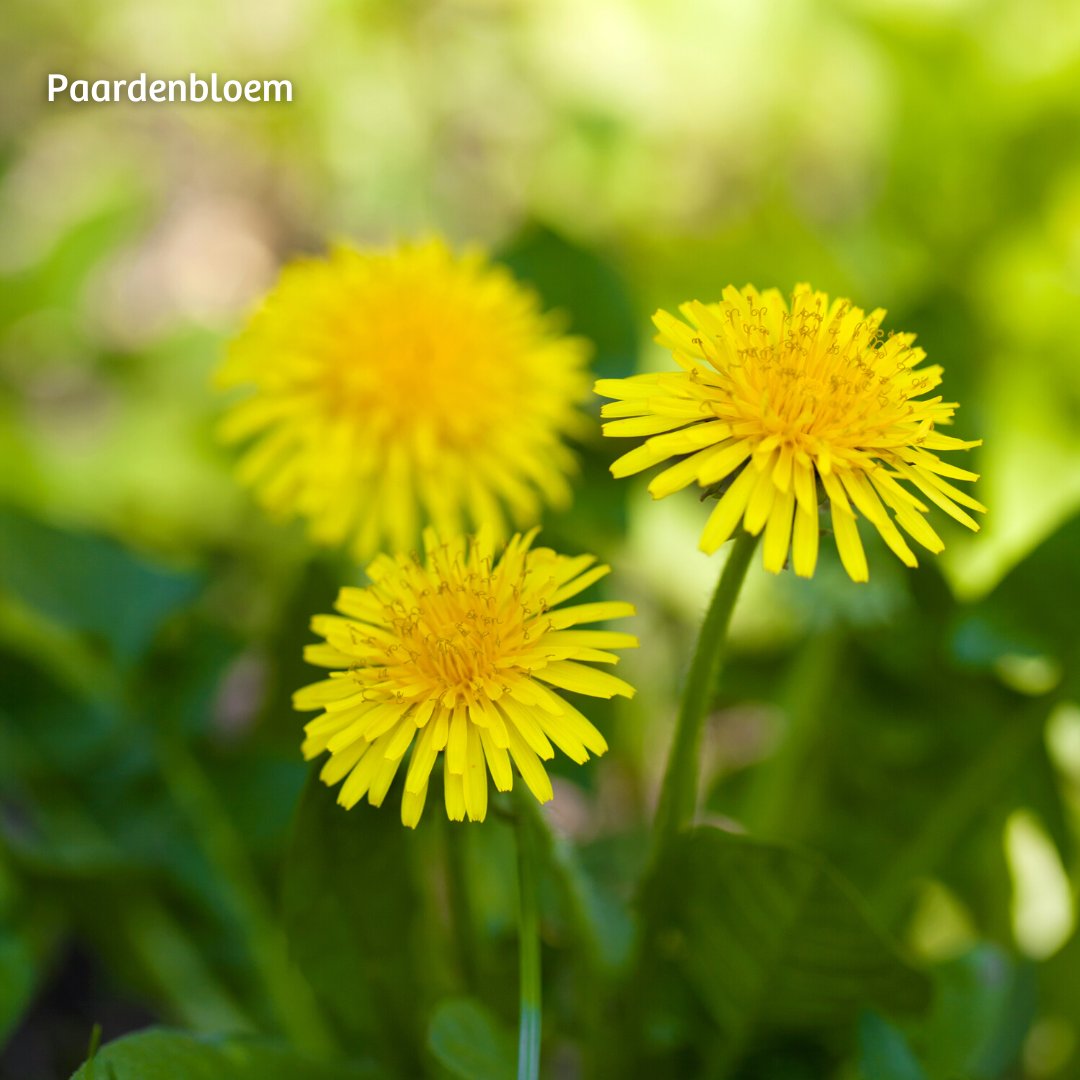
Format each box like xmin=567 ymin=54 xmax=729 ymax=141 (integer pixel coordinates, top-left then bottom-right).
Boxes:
xmin=653 ymin=531 xmax=759 ymax=851
xmin=515 ymin=791 xmax=542 ymax=1080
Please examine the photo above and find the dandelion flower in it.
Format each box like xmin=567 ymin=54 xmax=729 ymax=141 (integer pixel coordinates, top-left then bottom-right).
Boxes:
xmin=217 ymin=239 xmax=590 ymax=560
xmin=596 ymin=284 xmax=985 ymax=582
xmin=293 ymin=528 xmax=636 ymax=827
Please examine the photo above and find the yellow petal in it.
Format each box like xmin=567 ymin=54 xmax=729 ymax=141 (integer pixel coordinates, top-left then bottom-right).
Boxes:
xmin=444 ymin=770 xmax=466 ymax=821
xmin=401 ymin=781 xmax=429 ymax=828
xmin=546 ymin=601 xmax=636 ymax=629
xmin=506 ymin=724 xmax=554 ymax=805
xmin=534 ymin=662 xmax=635 ymax=699
xmin=699 ymin=466 xmax=757 ymax=554
xmin=479 ymin=728 xmax=514 ymax=792
xmin=792 ymin=499 xmax=819 ymax=578
xmin=762 ymin=487 xmax=795 ymax=574
xmin=463 ymin=724 xmax=488 ymax=822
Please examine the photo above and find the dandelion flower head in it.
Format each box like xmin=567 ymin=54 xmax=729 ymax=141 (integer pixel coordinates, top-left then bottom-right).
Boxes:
xmin=217 ymin=239 xmax=591 ymax=560
xmin=293 ymin=529 xmax=637 ymax=826
xmin=596 ymin=284 xmax=985 ymax=582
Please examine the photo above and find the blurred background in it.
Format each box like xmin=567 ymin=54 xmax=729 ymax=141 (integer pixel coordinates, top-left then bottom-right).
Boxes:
xmin=3 ymin=0 xmax=1080 ymax=1077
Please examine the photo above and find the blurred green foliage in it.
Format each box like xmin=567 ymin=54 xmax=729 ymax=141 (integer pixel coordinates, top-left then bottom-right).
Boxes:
xmin=3 ymin=0 xmax=1080 ymax=1077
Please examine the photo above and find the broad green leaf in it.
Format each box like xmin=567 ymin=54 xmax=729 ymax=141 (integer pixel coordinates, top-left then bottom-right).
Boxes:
xmin=0 ymin=507 xmax=199 ymax=666
xmin=0 ymin=902 xmax=60 ymax=1044
xmin=0 ymin=200 xmax=143 ymax=333
xmin=951 ymin=511 xmax=1080 ymax=687
xmin=639 ymin=829 xmax=930 ymax=1068
xmin=732 ymin=551 xmax=1060 ymax=937
xmin=282 ymin=772 xmax=427 ymax=1072
xmin=0 ymin=924 xmax=37 ymax=1043
xmin=68 ymin=1027 xmax=380 ymax=1079
xmin=857 ymin=1013 xmax=928 ymax=1080
xmin=870 ymin=946 xmax=1031 ymax=1080
xmin=918 ymin=947 xmax=1032 ymax=1080
xmin=499 ymin=224 xmax=639 ymax=382
xmin=1034 ymin=924 xmax=1080 ymax=1077
xmin=498 ymin=226 xmax=637 ymax=551
xmin=427 ymin=997 xmax=516 ymax=1080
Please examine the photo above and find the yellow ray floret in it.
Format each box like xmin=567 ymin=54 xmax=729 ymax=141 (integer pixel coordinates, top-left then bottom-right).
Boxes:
xmin=595 ymin=284 xmax=985 ymax=582
xmin=293 ymin=528 xmax=637 ymax=826
xmin=217 ymin=238 xmax=591 ymax=561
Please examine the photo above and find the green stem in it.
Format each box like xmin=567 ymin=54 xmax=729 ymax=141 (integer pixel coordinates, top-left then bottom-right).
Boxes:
xmin=515 ymin=791 xmax=542 ymax=1080
xmin=653 ymin=530 xmax=759 ymax=851
xmin=515 ymin=793 xmax=606 ymax=1075
xmin=515 ymin=793 xmax=601 ymax=975
xmin=160 ymin=740 xmax=337 ymax=1056
xmin=444 ymin=819 xmax=479 ymax=992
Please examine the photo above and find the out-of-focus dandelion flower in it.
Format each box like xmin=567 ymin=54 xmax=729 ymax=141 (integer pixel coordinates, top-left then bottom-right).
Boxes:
xmin=217 ymin=239 xmax=590 ymax=561
xmin=293 ymin=529 xmax=636 ymax=827
xmin=596 ymin=284 xmax=985 ymax=582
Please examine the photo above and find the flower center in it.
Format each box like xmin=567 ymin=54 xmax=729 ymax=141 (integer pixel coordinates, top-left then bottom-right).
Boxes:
xmin=384 ymin=567 xmax=540 ymax=699
xmin=322 ymin=279 xmax=520 ymax=450
xmin=701 ymin=300 xmax=926 ymax=455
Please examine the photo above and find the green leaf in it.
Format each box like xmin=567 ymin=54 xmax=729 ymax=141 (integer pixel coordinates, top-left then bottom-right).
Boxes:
xmin=68 ymin=1028 xmax=381 ymax=1079
xmin=951 ymin=511 xmax=1080 ymax=688
xmin=870 ymin=946 xmax=1031 ymax=1080
xmin=916 ymin=946 xmax=1032 ymax=1080
xmin=497 ymin=225 xmax=637 ymax=552
xmin=857 ymin=1012 xmax=928 ymax=1080
xmin=427 ymin=997 xmax=516 ymax=1080
xmin=0 ymin=507 xmax=199 ymax=666
xmin=281 ymin=772 xmax=427 ymax=1071
xmin=499 ymin=224 xmax=639 ymax=381
xmin=0 ymin=925 xmax=37 ymax=1043
xmin=0 ymin=902 xmax=60 ymax=1044
xmin=1038 ymin=925 xmax=1080 ymax=1077
xmin=737 ymin=555 xmax=1054 ymax=937
xmin=639 ymin=829 xmax=930 ymax=1067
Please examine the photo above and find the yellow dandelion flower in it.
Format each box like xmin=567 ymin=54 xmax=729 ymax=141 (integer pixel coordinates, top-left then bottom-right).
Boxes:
xmin=217 ymin=239 xmax=590 ymax=560
xmin=596 ymin=284 xmax=986 ymax=582
xmin=293 ymin=528 xmax=637 ymax=827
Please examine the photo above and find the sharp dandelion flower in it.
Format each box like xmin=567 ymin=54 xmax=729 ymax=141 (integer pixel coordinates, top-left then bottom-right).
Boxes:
xmin=294 ymin=529 xmax=637 ymax=827
xmin=597 ymin=284 xmax=985 ymax=581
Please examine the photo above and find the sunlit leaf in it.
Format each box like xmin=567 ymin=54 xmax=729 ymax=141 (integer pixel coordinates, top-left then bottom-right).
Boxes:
xmin=67 ymin=1028 xmax=381 ymax=1079
xmin=0 ymin=507 xmax=199 ymax=666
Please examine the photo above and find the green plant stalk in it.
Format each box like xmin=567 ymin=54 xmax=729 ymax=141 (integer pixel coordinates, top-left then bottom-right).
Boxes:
xmin=516 ymin=787 xmax=607 ymax=1073
xmin=514 ymin=791 xmax=601 ymax=974
xmin=515 ymin=790 xmax=542 ymax=1080
xmin=653 ymin=530 xmax=759 ymax=851
xmin=160 ymin=740 xmax=337 ymax=1057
